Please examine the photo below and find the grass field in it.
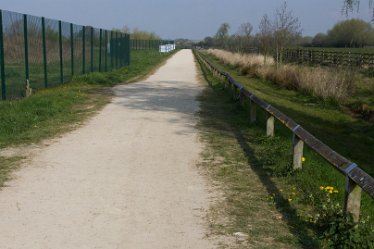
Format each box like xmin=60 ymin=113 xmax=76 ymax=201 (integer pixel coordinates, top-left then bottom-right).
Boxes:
xmin=0 ymin=50 xmax=174 ymax=186
xmin=196 ymin=51 xmax=374 ymax=247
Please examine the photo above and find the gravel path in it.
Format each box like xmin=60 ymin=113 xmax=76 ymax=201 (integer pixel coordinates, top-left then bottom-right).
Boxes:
xmin=0 ymin=49 xmax=216 ymax=249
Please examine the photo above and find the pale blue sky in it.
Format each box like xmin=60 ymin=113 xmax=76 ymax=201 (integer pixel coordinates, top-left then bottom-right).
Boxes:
xmin=0 ymin=0 xmax=372 ymax=40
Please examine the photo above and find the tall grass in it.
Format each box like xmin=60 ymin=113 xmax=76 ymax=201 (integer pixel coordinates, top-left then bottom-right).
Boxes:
xmin=207 ymin=49 xmax=354 ymax=102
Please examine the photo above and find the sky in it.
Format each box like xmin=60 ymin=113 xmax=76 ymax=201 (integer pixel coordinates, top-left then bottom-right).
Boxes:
xmin=0 ymin=0 xmax=372 ymax=40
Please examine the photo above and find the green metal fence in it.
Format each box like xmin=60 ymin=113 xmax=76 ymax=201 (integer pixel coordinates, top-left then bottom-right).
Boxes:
xmin=130 ymin=39 xmax=174 ymax=50
xmin=0 ymin=9 xmax=130 ymax=100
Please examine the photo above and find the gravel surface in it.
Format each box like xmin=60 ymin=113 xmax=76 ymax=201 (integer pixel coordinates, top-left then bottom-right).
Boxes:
xmin=0 ymin=49 xmax=216 ymax=249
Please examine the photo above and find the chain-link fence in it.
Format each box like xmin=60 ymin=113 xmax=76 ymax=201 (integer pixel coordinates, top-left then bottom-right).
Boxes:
xmin=0 ymin=9 xmax=130 ymax=100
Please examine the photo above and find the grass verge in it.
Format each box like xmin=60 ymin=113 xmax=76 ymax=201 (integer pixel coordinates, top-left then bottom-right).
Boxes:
xmin=195 ymin=51 xmax=374 ymax=248
xmin=0 ymin=50 xmax=174 ymax=185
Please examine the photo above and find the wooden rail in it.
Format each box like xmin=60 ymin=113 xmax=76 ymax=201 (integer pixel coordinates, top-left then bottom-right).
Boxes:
xmin=195 ymin=50 xmax=374 ymax=222
xmin=282 ymin=48 xmax=374 ymax=68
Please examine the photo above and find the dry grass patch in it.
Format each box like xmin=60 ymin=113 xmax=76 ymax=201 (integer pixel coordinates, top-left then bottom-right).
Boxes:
xmin=207 ymin=49 xmax=354 ymax=102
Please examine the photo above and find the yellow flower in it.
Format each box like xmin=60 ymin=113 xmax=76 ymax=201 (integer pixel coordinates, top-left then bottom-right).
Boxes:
xmin=288 ymin=198 xmax=293 ymax=202
xmin=302 ymin=157 xmax=306 ymax=162
xmin=319 ymin=186 xmax=324 ymax=190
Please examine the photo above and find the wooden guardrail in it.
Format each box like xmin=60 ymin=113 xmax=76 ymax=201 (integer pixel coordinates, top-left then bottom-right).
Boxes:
xmin=195 ymin=50 xmax=374 ymax=222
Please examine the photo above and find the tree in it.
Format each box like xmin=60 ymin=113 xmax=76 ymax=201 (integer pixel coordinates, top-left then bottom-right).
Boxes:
xmin=327 ymin=19 xmax=374 ymax=47
xmin=214 ymin=23 xmax=230 ymax=49
xmin=237 ymin=22 xmax=253 ymax=37
xmin=312 ymin=33 xmax=328 ymax=47
xmin=343 ymin=0 xmax=373 ymax=20
xmin=258 ymin=14 xmax=273 ymax=63
xmin=235 ymin=22 xmax=253 ymax=52
xmin=273 ymin=1 xmax=302 ymax=65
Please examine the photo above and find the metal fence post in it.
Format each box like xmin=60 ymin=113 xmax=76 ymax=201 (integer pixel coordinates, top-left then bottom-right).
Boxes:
xmin=23 ymin=14 xmax=30 ymax=85
xmin=110 ymin=30 xmax=113 ymax=70
xmin=99 ymin=29 xmax=102 ymax=72
xmin=104 ymin=30 xmax=108 ymax=72
xmin=82 ymin=26 xmax=85 ymax=74
xmin=0 ymin=10 xmax=6 ymax=99
xmin=115 ymin=32 xmax=118 ymax=68
xmin=58 ymin=20 xmax=63 ymax=84
xmin=90 ymin=27 xmax=93 ymax=72
xmin=70 ymin=23 xmax=74 ymax=76
xmin=41 ymin=17 xmax=48 ymax=88
xmin=126 ymin=34 xmax=131 ymax=66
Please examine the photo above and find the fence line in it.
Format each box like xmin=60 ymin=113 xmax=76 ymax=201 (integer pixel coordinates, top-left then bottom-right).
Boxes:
xmin=130 ymin=39 xmax=175 ymax=51
xmin=195 ymin=50 xmax=374 ymax=222
xmin=0 ymin=9 xmax=130 ymax=100
xmin=282 ymin=48 xmax=374 ymax=68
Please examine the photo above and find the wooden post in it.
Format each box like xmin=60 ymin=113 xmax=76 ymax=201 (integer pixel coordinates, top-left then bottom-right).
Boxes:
xmin=292 ymin=134 xmax=304 ymax=170
xmin=250 ymin=100 xmax=256 ymax=123
xmin=266 ymin=114 xmax=274 ymax=137
xmin=344 ymin=177 xmax=362 ymax=222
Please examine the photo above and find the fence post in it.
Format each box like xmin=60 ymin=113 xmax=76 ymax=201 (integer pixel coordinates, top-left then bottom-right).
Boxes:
xmin=292 ymin=134 xmax=304 ymax=170
xmin=23 ymin=14 xmax=30 ymax=86
xmin=41 ymin=17 xmax=48 ymax=88
xmin=344 ymin=177 xmax=362 ymax=222
xmin=104 ymin=30 xmax=108 ymax=72
xmin=82 ymin=26 xmax=85 ymax=74
xmin=110 ymin=31 xmax=113 ymax=70
xmin=58 ymin=20 xmax=63 ymax=84
xmin=0 ymin=10 xmax=6 ymax=99
xmin=115 ymin=32 xmax=119 ymax=68
xmin=90 ymin=27 xmax=93 ymax=72
xmin=266 ymin=114 xmax=274 ymax=137
xmin=250 ymin=100 xmax=256 ymax=123
xmin=70 ymin=23 xmax=74 ymax=76
xmin=99 ymin=29 xmax=102 ymax=72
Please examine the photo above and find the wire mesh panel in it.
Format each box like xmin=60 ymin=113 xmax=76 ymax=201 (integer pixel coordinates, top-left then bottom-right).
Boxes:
xmin=72 ymin=24 xmax=83 ymax=75
xmin=61 ymin=21 xmax=71 ymax=83
xmin=2 ymin=11 xmax=25 ymax=99
xmin=0 ymin=9 xmax=130 ymax=99
xmin=44 ymin=18 xmax=60 ymax=87
xmin=92 ymin=28 xmax=100 ymax=72
xmin=27 ymin=14 xmax=44 ymax=91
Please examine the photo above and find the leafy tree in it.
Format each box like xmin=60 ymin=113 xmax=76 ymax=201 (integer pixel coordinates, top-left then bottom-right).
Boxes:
xmin=312 ymin=33 xmax=328 ymax=47
xmin=327 ymin=19 xmax=374 ymax=47
xmin=214 ymin=23 xmax=230 ymax=49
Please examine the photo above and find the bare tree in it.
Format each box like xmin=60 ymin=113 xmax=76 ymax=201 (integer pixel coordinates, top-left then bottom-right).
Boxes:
xmin=234 ymin=22 xmax=253 ymax=52
xmin=237 ymin=22 xmax=253 ymax=37
xmin=273 ymin=1 xmax=302 ymax=66
xmin=258 ymin=15 xmax=273 ymax=64
xmin=343 ymin=0 xmax=374 ymax=20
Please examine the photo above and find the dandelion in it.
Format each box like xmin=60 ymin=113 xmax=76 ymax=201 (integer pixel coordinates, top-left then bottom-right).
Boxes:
xmin=302 ymin=156 xmax=306 ymax=162
xmin=288 ymin=198 xmax=293 ymax=202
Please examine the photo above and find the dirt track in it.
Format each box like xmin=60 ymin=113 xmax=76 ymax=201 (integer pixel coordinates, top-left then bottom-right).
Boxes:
xmin=0 ymin=50 xmax=216 ymax=248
